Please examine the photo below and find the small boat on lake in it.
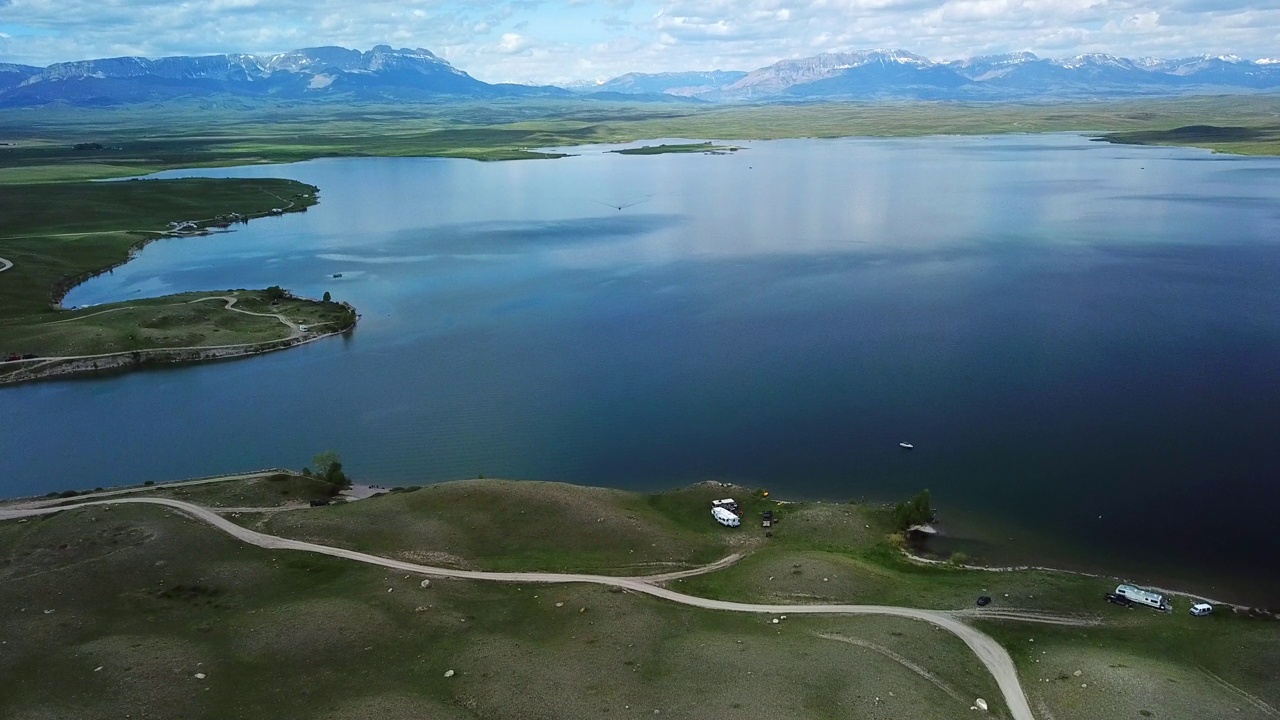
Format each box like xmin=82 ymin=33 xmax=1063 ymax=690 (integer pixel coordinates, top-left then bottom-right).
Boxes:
xmin=899 ymin=442 xmax=914 ymax=450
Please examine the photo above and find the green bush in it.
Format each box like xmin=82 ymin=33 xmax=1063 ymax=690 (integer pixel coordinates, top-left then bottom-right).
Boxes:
xmin=891 ymin=490 xmax=933 ymax=532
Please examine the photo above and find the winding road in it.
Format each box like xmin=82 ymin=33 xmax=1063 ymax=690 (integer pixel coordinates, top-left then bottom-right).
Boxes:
xmin=0 ymin=496 xmax=1039 ymax=720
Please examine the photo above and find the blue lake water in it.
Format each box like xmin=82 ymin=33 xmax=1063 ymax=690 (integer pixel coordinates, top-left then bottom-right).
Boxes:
xmin=4 ymin=135 xmax=1280 ymax=604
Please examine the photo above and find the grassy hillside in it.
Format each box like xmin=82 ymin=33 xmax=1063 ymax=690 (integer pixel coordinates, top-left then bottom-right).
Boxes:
xmin=256 ymin=480 xmax=763 ymax=574
xmin=1 ymin=476 xmax=1277 ymax=718
xmin=0 ymin=502 xmax=1005 ymax=720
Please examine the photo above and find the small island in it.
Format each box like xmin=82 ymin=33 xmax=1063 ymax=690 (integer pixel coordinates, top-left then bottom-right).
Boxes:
xmin=611 ymin=141 xmax=741 ymax=155
xmin=0 ymin=177 xmax=357 ymax=384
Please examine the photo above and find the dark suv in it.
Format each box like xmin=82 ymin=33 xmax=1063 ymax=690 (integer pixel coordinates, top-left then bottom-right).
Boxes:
xmin=1104 ymin=592 xmax=1133 ymax=608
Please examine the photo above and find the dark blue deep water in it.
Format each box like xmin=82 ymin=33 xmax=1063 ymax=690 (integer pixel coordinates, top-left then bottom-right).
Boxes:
xmin=4 ymin=135 xmax=1279 ymax=603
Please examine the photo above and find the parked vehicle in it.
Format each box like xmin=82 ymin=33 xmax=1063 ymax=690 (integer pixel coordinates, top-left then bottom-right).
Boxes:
xmin=712 ymin=498 xmax=739 ymax=512
xmin=712 ymin=506 xmax=741 ymax=527
xmin=1104 ymin=592 xmax=1134 ymax=608
xmin=976 ymin=596 xmax=991 ymax=607
xmin=1115 ymin=584 xmax=1171 ymax=612
xmin=1190 ymin=603 xmax=1214 ymax=616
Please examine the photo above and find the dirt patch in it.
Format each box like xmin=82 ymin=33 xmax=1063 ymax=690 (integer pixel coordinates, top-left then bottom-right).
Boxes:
xmin=316 ymin=693 xmax=473 ymax=720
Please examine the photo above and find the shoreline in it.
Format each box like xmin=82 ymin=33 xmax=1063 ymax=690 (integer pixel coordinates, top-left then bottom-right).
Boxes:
xmin=900 ymin=547 xmax=1269 ymax=614
xmin=3 ymin=471 xmax=1268 ymax=616
xmin=0 ymin=314 xmax=356 ymax=386
xmin=0 ymin=181 xmax=360 ymax=386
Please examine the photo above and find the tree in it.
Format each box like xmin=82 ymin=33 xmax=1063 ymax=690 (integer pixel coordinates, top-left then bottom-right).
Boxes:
xmin=312 ymin=450 xmax=350 ymax=491
xmin=265 ymin=285 xmax=287 ymax=301
xmin=322 ymin=291 xmax=331 ymax=303
xmin=891 ymin=489 xmax=934 ymax=532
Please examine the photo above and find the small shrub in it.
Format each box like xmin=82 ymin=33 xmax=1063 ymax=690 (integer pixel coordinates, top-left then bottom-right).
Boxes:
xmin=885 ymin=532 xmax=907 ymax=550
xmin=143 ymin=481 xmax=155 ymax=487
xmin=58 ymin=490 xmax=79 ymax=499
xmin=948 ymin=552 xmax=970 ymax=566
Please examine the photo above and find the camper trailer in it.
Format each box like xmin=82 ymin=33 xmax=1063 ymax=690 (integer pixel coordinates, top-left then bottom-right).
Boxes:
xmin=712 ymin=506 xmax=741 ymax=527
xmin=1115 ymin=584 xmax=1171 ymax=612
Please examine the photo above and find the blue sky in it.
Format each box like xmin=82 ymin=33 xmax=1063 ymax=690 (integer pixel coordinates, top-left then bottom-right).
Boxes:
xmin=1 ymin=0 xmax=1277 ymax=82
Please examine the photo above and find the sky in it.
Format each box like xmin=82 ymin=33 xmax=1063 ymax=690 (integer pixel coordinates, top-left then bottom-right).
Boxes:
xmin=1 ymin=0 xmax=1278 ymax=84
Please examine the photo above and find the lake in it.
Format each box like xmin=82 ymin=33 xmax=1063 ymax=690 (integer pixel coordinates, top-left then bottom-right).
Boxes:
xmin=4 ymin=135 xmax=1280 ymax=604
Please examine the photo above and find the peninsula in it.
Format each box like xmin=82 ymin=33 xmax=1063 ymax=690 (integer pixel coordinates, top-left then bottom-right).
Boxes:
xmin=0 ymin=178 xmax=357 ymax=384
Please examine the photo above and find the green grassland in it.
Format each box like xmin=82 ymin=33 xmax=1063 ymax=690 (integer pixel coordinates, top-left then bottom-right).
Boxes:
xmin=141 ymin=472 xmax=338 ymax=508
xmin=255 ymin=480 xmax=754 ymax=574
xmin=0 ymin=503 xmax=1007 ymax=720
xmin=0 ymin=177 xmax=317 ymax=317
xmin=0 ymin=291 xmax=352 ymax=359
xmin=233 ymin=478 xmax=1279 ymax=719
xmin=0 ymin=177 xmax=355 ymax=380
xmin=4 ymin=96 xmax=1280 ymax=186
xmin=1 ymin=476 xmax=1276 ymax=718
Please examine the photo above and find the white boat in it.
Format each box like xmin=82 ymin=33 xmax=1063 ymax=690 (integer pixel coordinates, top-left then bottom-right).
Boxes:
xmin=899 ymin=442 xmax=914 ymax=450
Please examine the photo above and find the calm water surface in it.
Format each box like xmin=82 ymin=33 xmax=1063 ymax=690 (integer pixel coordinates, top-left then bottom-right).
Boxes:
xmin=4 ymin=135 xmax=1279 ymax=604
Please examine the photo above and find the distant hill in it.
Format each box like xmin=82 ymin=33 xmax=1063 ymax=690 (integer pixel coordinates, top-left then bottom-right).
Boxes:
xmin=0 ymin=45 xmax=571 ymax=107
xmin=586 ymin=70 xmax=747 ymax=97
xmin=4 ymin=45 xmax=1280 ymax=108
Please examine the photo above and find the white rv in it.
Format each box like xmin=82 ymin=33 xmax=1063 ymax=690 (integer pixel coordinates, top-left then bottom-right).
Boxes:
xmin=712 ymin=506 xmax=741 ymax=527
xmin=1115 ymin=584 xmax=1170 ymax=612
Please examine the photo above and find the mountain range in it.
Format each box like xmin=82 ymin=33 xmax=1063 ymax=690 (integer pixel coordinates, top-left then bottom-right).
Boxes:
xmin=2 ymin=45 xmax=1279 ymax=108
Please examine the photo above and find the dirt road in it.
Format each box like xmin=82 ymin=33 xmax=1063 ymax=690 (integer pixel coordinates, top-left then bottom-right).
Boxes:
xmin=0 ymin=496 xmax=1038 ymax=720
xmin=0 ymin=257 xmax=12 ymax=273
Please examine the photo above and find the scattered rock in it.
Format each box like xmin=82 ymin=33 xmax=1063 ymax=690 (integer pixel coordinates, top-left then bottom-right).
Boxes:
xmin=975 ymin=698 xmax=988 ymax=711
xmin=1073 ymin=670 xmax=1082 ymax=677
xmin=555 ymin=602 xmax=564 ymax=608
xmin=194 ymin=673 xmax=206 ymax=680
xmin=444 ymin=669 xmax=455 ymax=678
xmin=823 ymin=577 xmax=829 ymax=582
xmin=1081 ymin=684 xmax=1088 ymax=688
xmin=420 ymin=579 xmax=431 ymax=589
xmin=771 ymin=618 xmax=779 ymax=624
xmin=94 ymin=666 xmax=103 ymax=672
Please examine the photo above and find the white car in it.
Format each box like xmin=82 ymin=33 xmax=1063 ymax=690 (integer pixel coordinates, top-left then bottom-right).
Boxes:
xmin=1190 ymin=603 xmax=1213 ymax=617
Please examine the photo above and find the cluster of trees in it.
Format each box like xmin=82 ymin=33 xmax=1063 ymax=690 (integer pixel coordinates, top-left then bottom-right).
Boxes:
xmin=304 ymin=450 xmax=350 ymax=496
xmin=891 ymin=489 xmax=934 ymax=532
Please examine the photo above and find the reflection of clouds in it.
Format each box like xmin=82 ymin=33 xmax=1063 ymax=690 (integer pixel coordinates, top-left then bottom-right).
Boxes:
xmin=318 ymin=253 xmax=438 ymax=264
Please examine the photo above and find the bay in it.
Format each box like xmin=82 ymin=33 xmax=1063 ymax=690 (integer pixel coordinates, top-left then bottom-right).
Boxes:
xmin=4 ymin=135 xmax=1279 ymax=604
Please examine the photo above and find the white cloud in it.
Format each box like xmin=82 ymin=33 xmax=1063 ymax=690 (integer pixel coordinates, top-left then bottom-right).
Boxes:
xmin=496 ymin=32 xmax=533 ymax=53
xmin=0 ymin=0 xmax=1278 ymax=82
